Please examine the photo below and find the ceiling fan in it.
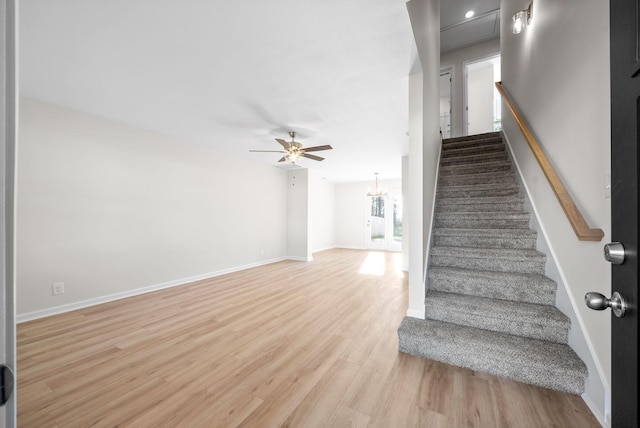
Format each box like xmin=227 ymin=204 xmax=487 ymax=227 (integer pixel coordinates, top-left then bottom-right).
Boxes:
xmin=249 ymin=131 xmax=333 ymax=163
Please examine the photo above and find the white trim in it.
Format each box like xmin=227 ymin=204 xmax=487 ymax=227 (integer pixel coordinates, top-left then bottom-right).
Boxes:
xmin=16 ymin=257 xmax=287 ymax=323
xmin=423 ymin=139 xmax=443 ymax=286
xmin=502 ymin=131 xmax=610 ymax=421
xmin=334 ymin=245 xmax=367 ymax=251
xmin=582 ymin=391 xmax=609 ymax=428
xmin=312 ymin=246 xmax=336 ymax=254
xmin=406 ymin=307 xmax=425 ymax=319
xmin=287 ymin=256 xmax=313 ymax=262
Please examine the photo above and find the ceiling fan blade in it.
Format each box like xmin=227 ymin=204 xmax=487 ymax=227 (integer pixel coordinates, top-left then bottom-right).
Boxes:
xmin=278 ymin=156 xmax=288 ymax=162
xmin=301 ymin=153 xmax=324 ymax=161
xmin=276 ymin=138 xmax=291 ymax=150
xmin=301 ymin=145 xmax=333 ymax=152
xmin=249 ymin=150 xmax=287 ymax=153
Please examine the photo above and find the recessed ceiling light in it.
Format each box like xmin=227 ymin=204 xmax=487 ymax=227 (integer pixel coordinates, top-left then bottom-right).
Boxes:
xmin=465 ymin=10 xmax=475 ymax=18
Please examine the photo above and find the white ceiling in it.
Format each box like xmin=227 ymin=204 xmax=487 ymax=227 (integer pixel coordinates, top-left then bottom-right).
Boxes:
xmin=19 ymin=0 xmax=499 ymax=183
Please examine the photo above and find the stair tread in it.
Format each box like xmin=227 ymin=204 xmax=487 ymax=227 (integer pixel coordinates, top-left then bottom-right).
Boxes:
xmin=437 ymin=195 xmax=523 ymax=204
xmin=443 ymin=132 xmax=501 ymax=144
xmin=428 ymin=266 xmax=556 ymax=305
xmin=425 ymin=291 xmax=569 ymax=343
xmin=426 ymin=290 xmax=567 ymax=321
xmin=435 ymin=212 xmax=529 ymax=219
xmin=440 ymin=152 xmax=508 ymax=165
xmin=440 ymin=159 xmax=512 ymax=171
xmin=398 ymin=317 xmax=586 ymax=394
xmin=429 ymin=266 xmax=555 ymax=286
xmin=441 ymin=144 xmax=505 ymax=158
xmin=431 ymin=246 xmax=545 ymax=260
xmin=438 ymin=182 xmax=519 ymax=192
xmin=433 ymin=228 xmax=536 ymax=237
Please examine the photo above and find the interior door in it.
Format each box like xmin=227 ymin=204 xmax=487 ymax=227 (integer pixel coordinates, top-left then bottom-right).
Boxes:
xmin=0 ymin=0 xmax=17 ymax=425
xmin=609 ymin=0 xmax=639 ymax=425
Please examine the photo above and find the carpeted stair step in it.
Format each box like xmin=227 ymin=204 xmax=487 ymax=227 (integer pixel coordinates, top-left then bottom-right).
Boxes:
xmin=443 ymin=132 xmax=501 ymax=145
xmin=440 ymin=151 xmax=508 ymax=166
xmin=431 ymin=228 xmax=537 ymax=249
xmin=434 ymin=212 xmax=530 ymax=229
xmin=439 ymin=159 xmax=512 ymax=175
xmin=437 ymin=183 xmax=520 ymax=199
xmin=397 ymin=317 xmax=586 ymax=394
xmin=424 ymin=291 xmax=570 ymax=343
xmin=430 ymin=246 xmax=546 ymax=274
xmin=441 ymin=141 xmax=505 ymax=158
xmin=428 ymin=266 xmax=557 ymax=305
xmin=435 ymin=196 xmax=525 ymax=213
xmin=438 ymin=170 xmax=516 ymax=187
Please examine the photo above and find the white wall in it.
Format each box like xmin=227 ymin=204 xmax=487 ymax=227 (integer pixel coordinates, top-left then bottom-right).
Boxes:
xmin=309 ymin=171 xmax=335 ymax=253
xmin=441 ymin=38 xmax=500 ymax=138
xmin=17 ymin=98 xmax=289 ymax=318
xmin=406 ymin=0 xmax=440 ymax=320
xmin=334 ymin=179 xmax=402 ymax=250
xmin=501 ymin=0 xmax=611 ymax=422
xmin=286 ymin=169 xmax=311 ymax=261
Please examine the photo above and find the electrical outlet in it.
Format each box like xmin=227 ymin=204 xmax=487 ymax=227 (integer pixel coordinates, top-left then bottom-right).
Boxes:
xmin=52 ymin=282 xmax=64 ymax=296
xmin=260 ymin=249 xmax=265 ymax=256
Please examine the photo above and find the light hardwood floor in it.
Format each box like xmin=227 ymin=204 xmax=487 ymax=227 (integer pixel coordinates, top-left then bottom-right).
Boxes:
xmin=17 ymin=249 xmax=600 ymax=427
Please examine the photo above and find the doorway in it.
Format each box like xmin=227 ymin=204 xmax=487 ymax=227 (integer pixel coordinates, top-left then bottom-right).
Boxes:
xmin=440 ymin=68 xmax=453 ymax=139
xmin=464 ymin=55 xmax=502 ymax=135
xmin=366 ymin=193 xmax=402 ymax=252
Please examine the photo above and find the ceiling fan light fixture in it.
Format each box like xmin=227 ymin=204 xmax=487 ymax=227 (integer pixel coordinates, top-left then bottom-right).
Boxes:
xmin=286 ymin=151 xmax=301 ymax=162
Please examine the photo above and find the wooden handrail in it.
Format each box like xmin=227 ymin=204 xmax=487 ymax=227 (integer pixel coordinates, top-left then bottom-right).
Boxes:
xmin=495 ymin=82 xmax=604 ymax=242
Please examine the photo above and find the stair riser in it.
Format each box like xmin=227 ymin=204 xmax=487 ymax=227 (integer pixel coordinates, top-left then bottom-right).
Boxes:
xmin=440 ymin=152 xmax=508 ymax=166
xmin=397 ymin=325 xmax=585 ymax=394
xmin=437 ymin=188 xmax=520 ymax=199
xmin=443 ymin=133 xmax=502 ymax=145
xmin=434 ymin=218 xmax=530 ymax=229
xmin=439 ymin=174 xmax=516 ymax=187
xmin=432 ymin=234 xmax=536 ymax=249
xmin=430 ymin=255 xmax=545 ymax=274
xmin=439 ymin=163 xmax=512 ymax=175
xmin=441 ymin=143 xmax=505 ymax=158
xmin=424 ymin=301 xmax=569 ymax=343
xmin=428 ymin=272 xmax=556 ymax=305
xmin=435 ymin=201 xmax=524 ymax=213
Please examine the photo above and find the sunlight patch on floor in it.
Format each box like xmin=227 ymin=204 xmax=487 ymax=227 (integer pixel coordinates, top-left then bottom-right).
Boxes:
xmin=358 ymin=251 xmax=404 ymax=277
xmin=393 ymin=252 xmax=404 ymax=278
xmin=359 ymin=251 xmax=386 ymax=276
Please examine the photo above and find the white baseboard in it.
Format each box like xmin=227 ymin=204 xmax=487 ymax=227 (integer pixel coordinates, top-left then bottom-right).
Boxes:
xmin=582 ymin=391 xmax=609 ymax=428
xmin=406 ymin=308 xmax=425 ymax=319
xmin=17 ymin=257 xmax=287 ymax=323
xmin=287 ymin=256 xmax=313 ymax=262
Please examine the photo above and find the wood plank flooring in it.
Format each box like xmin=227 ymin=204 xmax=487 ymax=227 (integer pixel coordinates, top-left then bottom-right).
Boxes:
xmin=17 ymin=249 xmax=600 ymax=427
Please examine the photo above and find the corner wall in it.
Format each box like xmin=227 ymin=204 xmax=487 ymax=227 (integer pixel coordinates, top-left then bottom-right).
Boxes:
xmin=17 ymin=98 xmax=289 ymax=318
xmin=500 ymin=0 xmax=611 ymax=422
xmin=406 ymin=0 xmax=440 ymax=319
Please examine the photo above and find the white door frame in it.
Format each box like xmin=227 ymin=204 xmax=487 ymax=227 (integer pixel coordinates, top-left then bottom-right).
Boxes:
xmin=439 ymin=67 xmax=453 ymax=139
xmin=463 ymin=54 xmax=501 ymax=136
xmin=1 ymin=0 xmax=17 ymax=425
xmin=365 ymin=192 xmax=403 ymax=252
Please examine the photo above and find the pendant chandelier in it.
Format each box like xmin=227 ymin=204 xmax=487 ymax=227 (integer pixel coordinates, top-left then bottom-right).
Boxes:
xmin=366 ymin=173 xmax=387 ymax=197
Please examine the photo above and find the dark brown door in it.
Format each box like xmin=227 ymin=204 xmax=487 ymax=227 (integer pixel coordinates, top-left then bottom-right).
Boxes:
xmin=610 ymin=0 xmax=639 ymax=426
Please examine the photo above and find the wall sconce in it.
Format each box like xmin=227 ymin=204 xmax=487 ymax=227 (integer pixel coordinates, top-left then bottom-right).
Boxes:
xmin=512 ymin=2 xmax=533 ymax=34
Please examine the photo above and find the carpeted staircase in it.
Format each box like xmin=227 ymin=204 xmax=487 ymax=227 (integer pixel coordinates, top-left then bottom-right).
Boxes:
xmin=397 ymin=132 xmax=587 ymax=395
